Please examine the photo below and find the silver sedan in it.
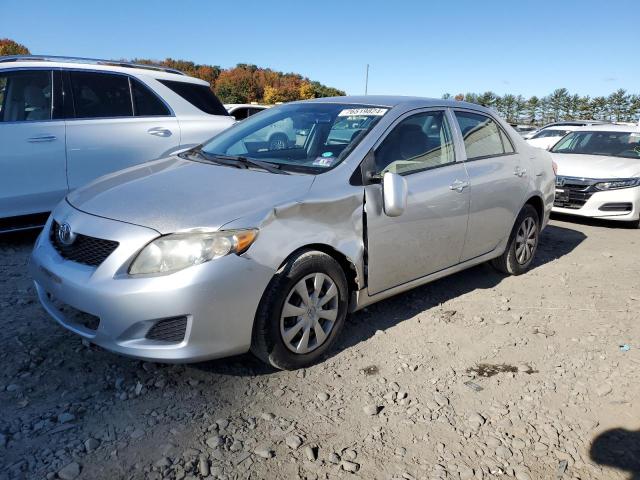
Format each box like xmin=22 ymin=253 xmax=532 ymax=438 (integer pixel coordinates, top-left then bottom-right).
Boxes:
xmin=30 ymin=96 xmax=555 ymax=369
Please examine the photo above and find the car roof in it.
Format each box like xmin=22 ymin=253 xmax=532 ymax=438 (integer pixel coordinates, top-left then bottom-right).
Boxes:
xmin=545 ymin=125 xmax=580 ymax=131
xmin=295 ymin=95 xmax=491 ymax=112
xmin=0 ymin=55 xmax=208 ymax=85
xmin=574 ymin=123 xmax=640 ymax=133
xmin=225 ymin=104 xmax=270 ymax=110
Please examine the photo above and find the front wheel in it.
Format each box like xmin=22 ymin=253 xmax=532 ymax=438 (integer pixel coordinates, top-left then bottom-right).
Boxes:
xmin=491 ymin=204 xmax=540 ymax=275
xmin=251 ymin=250 xmax=348 ymax=370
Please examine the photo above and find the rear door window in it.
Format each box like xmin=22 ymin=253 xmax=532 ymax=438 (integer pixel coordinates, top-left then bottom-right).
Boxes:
xmin=0 ymin=70 xmax=52 ymax=122
xmin=158 ymin=79 xmax=228 ymax=116
xmin=454 ymin=111 xmax=513 ymax=160
xmin=131 ymin=78 xmax=170 ymax=116
xmin=70 ymin=71 xmax=133 ymax=118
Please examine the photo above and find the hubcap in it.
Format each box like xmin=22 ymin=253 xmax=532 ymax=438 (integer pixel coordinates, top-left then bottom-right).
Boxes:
xmin=515 ymin=216 xmax=538 ymax=265
xmin=280 ymin=273 xmax=339 ymax=354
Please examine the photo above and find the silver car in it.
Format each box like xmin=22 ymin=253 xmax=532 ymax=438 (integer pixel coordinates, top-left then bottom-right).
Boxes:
xmin=30 ymin=96 xmax=555 ymax=369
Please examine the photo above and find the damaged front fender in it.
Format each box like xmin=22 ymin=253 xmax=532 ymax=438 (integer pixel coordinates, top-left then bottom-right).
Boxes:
xmin=220 ymin=183 xmax=367 ymax=303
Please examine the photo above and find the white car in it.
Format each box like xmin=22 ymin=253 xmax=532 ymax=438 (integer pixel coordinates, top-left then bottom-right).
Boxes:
xmin=551 ymin=124 xmax=640 ymax=227
xmin=522 ymin=120 xmax=607 ymax=140
xmin=0 ymin=55 xmax=234 ymax=232
xmin=225 ymin=103 xmax=269 ymax=121
xmin=526 ymin=125 xmax=580 ymax=150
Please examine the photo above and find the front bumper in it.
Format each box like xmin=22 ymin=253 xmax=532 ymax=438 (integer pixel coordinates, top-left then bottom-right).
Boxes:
xmin=30 ymin=205 xmax=276 ymax=363
xmin=552 ymin=185 xmax=640 ymax=221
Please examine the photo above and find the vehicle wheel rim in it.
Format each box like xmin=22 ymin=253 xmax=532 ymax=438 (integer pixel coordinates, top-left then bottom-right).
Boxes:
xmin=280 ymin=273 xmax=339 ymax=354
xmin=270 ymin=138 xmax=287 ymax=150
xmin=515 ymin=216 xmax=538 ymax=265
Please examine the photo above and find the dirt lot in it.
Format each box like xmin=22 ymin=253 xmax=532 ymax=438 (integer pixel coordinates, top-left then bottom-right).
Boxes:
xmin=1 ymin=216 xmax=639 ymax=480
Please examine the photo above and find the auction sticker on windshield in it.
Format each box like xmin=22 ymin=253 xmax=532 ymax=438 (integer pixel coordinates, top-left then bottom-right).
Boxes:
xmin=313 ymin=156 xmax=336 ymax=167
xmin=338 ymin=108 xmax=388 ymax=117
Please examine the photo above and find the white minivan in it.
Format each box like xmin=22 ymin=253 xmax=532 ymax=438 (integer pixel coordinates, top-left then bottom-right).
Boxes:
xmin=0 ymin=55 xmax=235 ymax=232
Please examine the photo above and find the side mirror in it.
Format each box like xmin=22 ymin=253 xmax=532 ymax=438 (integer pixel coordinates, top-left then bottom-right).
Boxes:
xmin=382 ymin=172 xmax=408 ymax=217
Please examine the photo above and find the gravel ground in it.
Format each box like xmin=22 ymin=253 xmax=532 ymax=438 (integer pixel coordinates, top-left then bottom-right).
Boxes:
xmin=1 ymin=216 xmax=639 ymax=480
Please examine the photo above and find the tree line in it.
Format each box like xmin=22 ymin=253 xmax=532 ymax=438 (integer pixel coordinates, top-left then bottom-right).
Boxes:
xmin=3 ymin=38 xmax=639 ymax=123
xmin=445 ymin=89 xmax=640 ymax=126
xmin=0 ymin=38 xmax=346 ymax=104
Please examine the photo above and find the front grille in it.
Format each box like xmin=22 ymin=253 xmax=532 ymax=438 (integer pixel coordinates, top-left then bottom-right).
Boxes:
xmin=554 ymin=177 xmax=596 ymax=210
xmin=47 ymin=292 xmax=100 ymax=331
xmin=50 ymin=221 xmax=119 ymax=267
xmin=145 ymin=316 xmax=188 ymax=343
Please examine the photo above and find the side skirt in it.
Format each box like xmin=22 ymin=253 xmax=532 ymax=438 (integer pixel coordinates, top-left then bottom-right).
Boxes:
xmin=351 ymin=248 xmax=503 ymax=312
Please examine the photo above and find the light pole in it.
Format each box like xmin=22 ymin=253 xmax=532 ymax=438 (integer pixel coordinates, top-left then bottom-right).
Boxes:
xmin=364 ymin=64 xmax=369 ymax=95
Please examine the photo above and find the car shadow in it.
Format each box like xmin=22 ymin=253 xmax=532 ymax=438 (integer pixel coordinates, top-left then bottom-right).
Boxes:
xmin=0 ymin=229 xmax=40 ymax=247
xmin=195 ymin=223 xmax=586 ymax=375
xmin=551 ymin=212 xmax=637 ymax=230
xmin=590 ymin=428 xmax=640 ymax=479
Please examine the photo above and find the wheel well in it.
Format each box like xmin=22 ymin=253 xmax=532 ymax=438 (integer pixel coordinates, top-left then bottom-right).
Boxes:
xmin=280 ymin=244 xmax=359 ymax=294
xmin=525 ymin=195 xmax=544 ymax=223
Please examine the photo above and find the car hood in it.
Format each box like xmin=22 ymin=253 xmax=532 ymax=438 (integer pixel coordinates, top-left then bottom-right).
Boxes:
xmin=550 ymin=153 xmax=640 ymax=179
xmin=67 ymin=156 xmax=316 ymax=234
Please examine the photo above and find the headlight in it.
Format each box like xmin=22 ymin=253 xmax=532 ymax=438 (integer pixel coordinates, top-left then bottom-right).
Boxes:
xmin=129 ymin=229 xmax=258 ymax=276
xmin=594 ymin=178 xmax=640 ymax=191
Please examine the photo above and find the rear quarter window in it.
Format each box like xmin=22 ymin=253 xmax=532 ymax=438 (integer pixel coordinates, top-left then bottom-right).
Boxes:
xmin=158 ymin=79 xmax=228 ymax=116
xmin=132 ymin=78 xmax=171 ymax=116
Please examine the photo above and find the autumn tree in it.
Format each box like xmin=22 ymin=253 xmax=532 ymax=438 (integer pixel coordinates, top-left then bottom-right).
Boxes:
xmin=0 ymin=38 xmax=29 ymax=56
xmin=214 ymin=65 xmax=262 ymax=103
xmin=299 ymin=82 xmax=315 ymax=100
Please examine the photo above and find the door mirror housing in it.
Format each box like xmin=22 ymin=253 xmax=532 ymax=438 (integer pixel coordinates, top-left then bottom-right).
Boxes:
xmin=382 ymin=171 xmax=408 ymax=217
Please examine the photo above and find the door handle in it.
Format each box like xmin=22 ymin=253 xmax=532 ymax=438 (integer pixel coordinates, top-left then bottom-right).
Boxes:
xmin=514 ymin=167 xmax=527 ymax=177
xmin=449 ymin=179 xmax=469 ymax=193
xmin=147 ymin=127 xmax=172 ymax=137
xmin=27 ymin=135 xmax=57 ymax=143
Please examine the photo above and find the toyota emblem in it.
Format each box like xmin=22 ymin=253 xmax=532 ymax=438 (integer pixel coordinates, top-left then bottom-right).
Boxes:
xmin=57 ymin=223 xmax=76 ymax=246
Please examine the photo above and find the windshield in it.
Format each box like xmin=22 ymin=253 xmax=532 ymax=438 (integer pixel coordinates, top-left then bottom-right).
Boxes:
xmin=551 ymin=130 xmax=640 ymax=159
xmin=532 ymin=129 xmax=570 ymax=139
xmin=200 ymin=103 xmax=388 ymax=173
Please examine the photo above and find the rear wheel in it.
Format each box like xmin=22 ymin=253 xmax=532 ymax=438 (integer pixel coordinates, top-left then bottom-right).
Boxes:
xmin=491 ymin=204 xmax=540 ymax=275
xmin=251 ymin=250 xmax=348 ymax=370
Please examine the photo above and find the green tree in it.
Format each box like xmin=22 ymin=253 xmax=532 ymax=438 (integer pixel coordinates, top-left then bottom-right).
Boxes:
xmin=477 ymin=91 xmax=497 ymax=108
xmin=629 ymin=95 xmax=640 ymax=122
xmin=608 ymin=89 xmax=630 ymax=122
xmin=590 ymin=96 xmax=608 ymax=121
xmin=549 ymin=88 xmax=569 ymax=122
xmin=525 ymin=96 xmax=540 ymax=124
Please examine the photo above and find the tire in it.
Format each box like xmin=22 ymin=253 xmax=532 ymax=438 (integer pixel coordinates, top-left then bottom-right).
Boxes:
xmin=491 ymin=204 xmax=540 ymax=275
xmin=268 ymin=133 xmax=288 ymax=150
xmin=251 ymin=250 xmax=349 ymax=370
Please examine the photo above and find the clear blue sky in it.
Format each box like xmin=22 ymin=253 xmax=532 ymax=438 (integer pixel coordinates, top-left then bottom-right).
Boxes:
xmin=2 ymin=0 xmax=637 ymax=98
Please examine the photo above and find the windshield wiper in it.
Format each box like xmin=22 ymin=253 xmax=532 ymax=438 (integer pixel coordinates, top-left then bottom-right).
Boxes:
xmin=208 ymin=154 xmax=290 ymax=175
xmin=179 ymin=146 xmax=226 ymax=165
